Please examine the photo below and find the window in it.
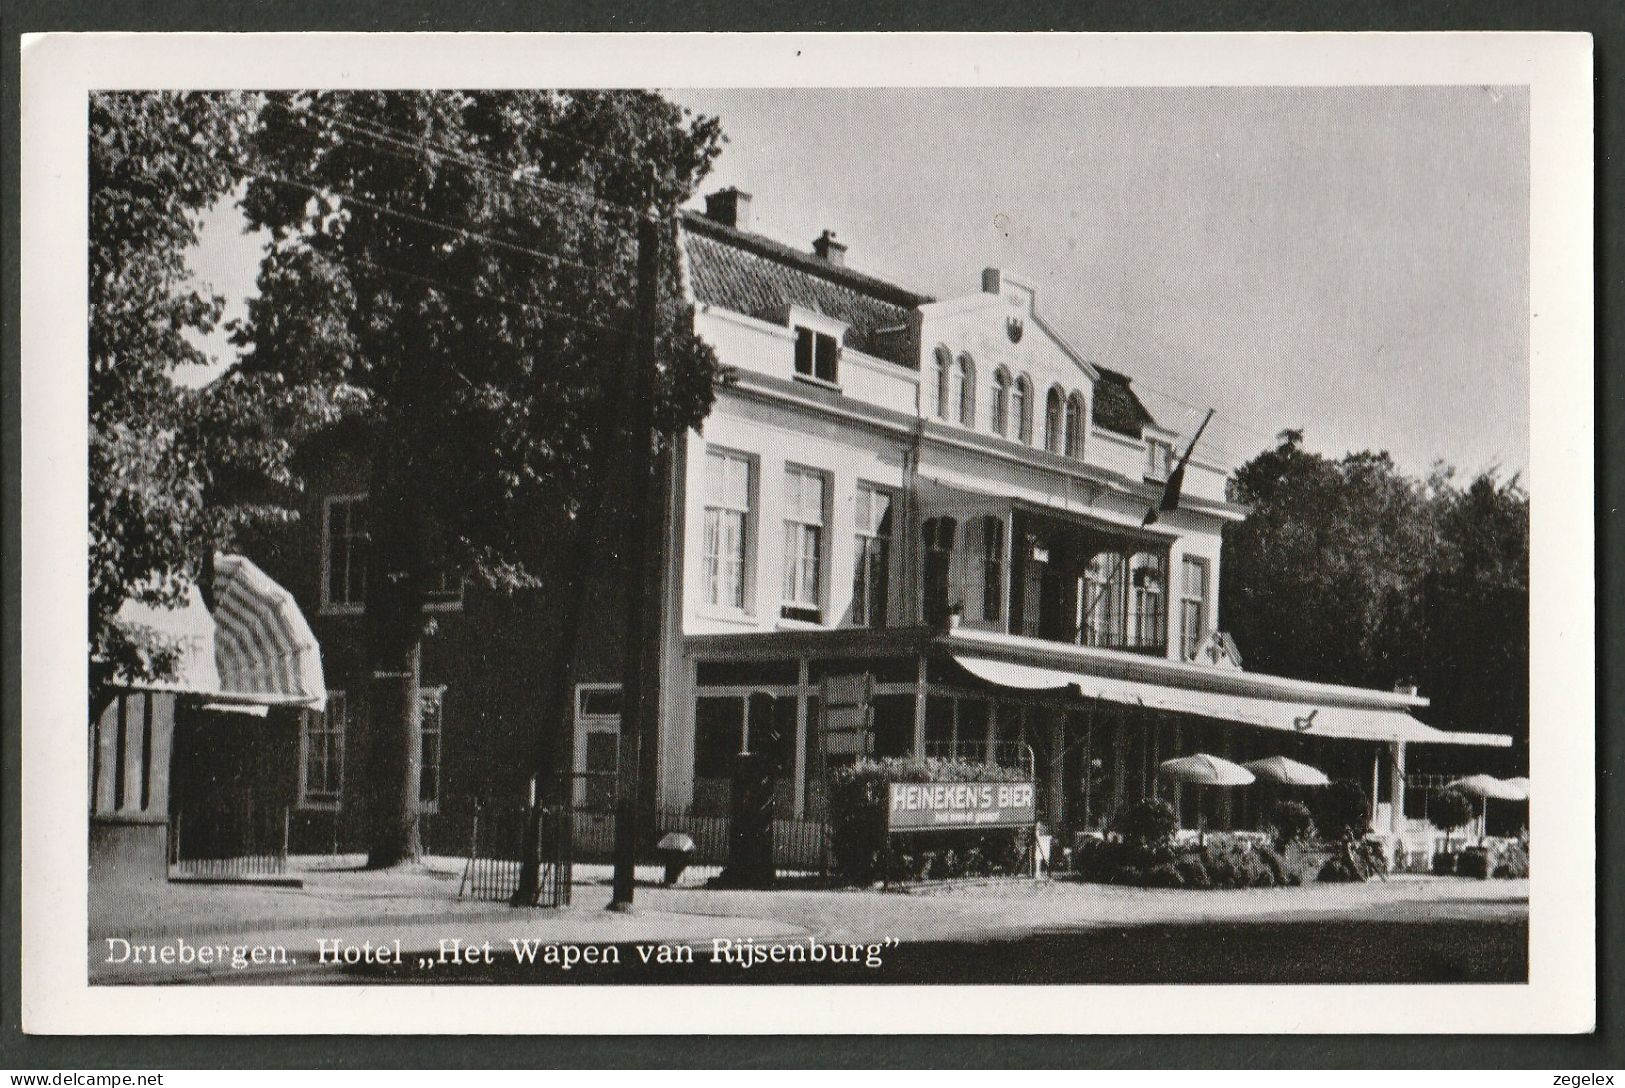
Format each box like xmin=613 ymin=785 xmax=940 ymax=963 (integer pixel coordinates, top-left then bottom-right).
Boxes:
xmin=956 ymin=354 xmax=976 ymax=426
xmin=1045 ymin=387 xmax=1065 ymax=453
xmin=794 ymin=325 xmax=840 ymax=384
xmin=322 ymin=496 xmax=368 ymax=611
xmin=299 ymin=690 xmax=347 ymax=808
xmin=1081 ymin=552 xmax=1125 ymax=647
xmin=981 ymin=516 xmax=1005 ymax=625
xmin=852 ymin=483 xmax=893 ymax=628
xmin=1147 ymin=438 xmax=1174 ymax=480
xmin=702 ymin=450 xmax=752 ymax=611
xmin=934 ymin=347 xmax=954 ymax=420
xmin=1013 ymin=375 xmax=1033 ymax=444
xmin=1130 ymin=553 xmax=1167 ymax=649
xmin=991 ymin=368 xmax=1011 ymax=437
xmin=922 ymin=517 xmax=957 ymax=627
xmin=1180 ymin=556 xmax=1210 ymax=660
xmin=781 ymin=466 xmax=827 ymax=622
xmin=1065 ymin=393 xmax=1086 ymax=458
xmin=575 ymin=684 xmax=622 ymax=809
xmin=418 ymin=686 xmax=444 ymax=812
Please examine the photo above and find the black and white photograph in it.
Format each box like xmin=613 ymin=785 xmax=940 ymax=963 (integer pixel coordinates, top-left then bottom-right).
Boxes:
xmin=17 ymin=32 xmax=1595 ymax=1036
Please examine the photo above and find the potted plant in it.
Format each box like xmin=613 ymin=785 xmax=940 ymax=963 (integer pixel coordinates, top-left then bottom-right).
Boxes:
xmin=1428 ymin=788 xmax=1475 ymax=875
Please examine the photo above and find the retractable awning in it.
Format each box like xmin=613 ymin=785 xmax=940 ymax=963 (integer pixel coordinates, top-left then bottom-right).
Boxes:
xmin=111 ymin=554 xmax=327 ymax=711
xmin=951 ymin=653 xmax=1509 ymax=748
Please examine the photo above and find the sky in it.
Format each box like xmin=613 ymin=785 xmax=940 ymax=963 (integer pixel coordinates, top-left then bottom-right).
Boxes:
xmin=184 ymin=85 xmax=1529 ymax=479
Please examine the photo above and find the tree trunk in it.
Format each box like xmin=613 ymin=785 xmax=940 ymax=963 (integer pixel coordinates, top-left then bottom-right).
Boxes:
xmin=363 ymin=479 xmax=429 ymax=869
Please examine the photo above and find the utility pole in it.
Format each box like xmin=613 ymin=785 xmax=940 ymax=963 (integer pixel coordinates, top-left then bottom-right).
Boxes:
xmin=608 ymin=213 xmax=664 ymax=911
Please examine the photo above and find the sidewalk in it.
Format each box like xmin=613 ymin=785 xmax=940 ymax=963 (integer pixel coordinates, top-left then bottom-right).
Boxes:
xmin=89 ymin=854 xmax=1527 ymax=983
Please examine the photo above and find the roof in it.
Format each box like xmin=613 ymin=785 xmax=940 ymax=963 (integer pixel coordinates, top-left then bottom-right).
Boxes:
xmin=680 ymin=210 xmax=932 ymax=364
xmin=1092 ymin=366 xmax=1158 ymax=438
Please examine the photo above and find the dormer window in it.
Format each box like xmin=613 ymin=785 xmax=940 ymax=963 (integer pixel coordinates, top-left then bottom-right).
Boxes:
xmin=794 ymin=326 xmax=840 ymax=385
xmin=1147 ymin=438 xmax=1174 ymax=481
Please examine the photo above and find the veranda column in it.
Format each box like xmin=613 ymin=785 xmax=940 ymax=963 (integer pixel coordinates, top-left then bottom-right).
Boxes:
xmin=1046 ymin=706 xmax=1065 ymax=828
xmin=1389 ymin=740 xmax=1407 ymax=833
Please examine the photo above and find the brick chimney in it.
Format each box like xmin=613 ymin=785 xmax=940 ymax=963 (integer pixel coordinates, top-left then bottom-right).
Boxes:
xmin=704 ymin=187 xmax=752 ymax=231
xmin=812 ymin=229 xmax=847 ymax=267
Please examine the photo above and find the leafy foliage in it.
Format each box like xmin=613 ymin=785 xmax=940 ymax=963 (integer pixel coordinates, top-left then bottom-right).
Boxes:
xmin=1264 ymin=800 xmax=1316 ymax=850
xmin=1428 ymin=788 xmax=1476 ymax=837
xmin=230 ymin=91 xmax=727 ymax=863
xmin=1313 ymin=778 xmax=1371 ymax=839
xmin=1222 ymin=432 xmax=1530 ymax=753
xmin=89 ymin=92 xmax=354 ymax=710
xmin=828 ymin=757 xmax=1030 ymax=885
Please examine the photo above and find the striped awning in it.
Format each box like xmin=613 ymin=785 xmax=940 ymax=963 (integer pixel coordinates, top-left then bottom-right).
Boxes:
xmin=211 ymin=553 xmax=327 ymax=711
xmin=111 ymin=554 xmax=326 ymax=711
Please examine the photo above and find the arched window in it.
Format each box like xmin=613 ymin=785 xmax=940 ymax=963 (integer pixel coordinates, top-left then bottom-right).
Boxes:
xmin=1065 ymin=392 xmax=1085 ymax=458
xmin=991 ymin=368 xmax=1012 ymax=437
xmin=957 ymin=354 xmax=976 ymax=426
xmin=1013 ymin=375 xmax=1033 ymax=444
xmin=1044 ymin=386 xmax=1065 ymax=454
xmin=934 ymin=347 xmax=953 ymax=420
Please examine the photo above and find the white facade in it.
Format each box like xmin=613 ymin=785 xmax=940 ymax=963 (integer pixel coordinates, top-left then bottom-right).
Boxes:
xmin=651 ymin=208 xmax=1249 ymax=814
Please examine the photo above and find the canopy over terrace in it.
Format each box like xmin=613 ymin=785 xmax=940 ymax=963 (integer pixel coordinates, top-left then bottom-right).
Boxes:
xmin=940 ymin=626 xmax=1510 ymax=834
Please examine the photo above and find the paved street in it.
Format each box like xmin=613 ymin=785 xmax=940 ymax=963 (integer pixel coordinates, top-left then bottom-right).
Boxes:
xmin=89 ymin=856 xmax=1527 ymax=985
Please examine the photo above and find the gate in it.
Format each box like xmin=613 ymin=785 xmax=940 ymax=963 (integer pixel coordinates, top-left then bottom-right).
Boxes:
xmin=458 ymin=801 xmax=572 ymax=906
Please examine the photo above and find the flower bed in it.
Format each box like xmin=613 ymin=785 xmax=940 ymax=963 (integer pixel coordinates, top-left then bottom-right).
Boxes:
xmin=828 ymin=757 xmax=1031 ymax=886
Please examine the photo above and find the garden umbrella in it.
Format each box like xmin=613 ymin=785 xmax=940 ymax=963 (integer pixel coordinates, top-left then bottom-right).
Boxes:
xmin=1448 ymin=774 xmax=1526 ymax=841
xmin=1243 ymin=755 xmax=1331 ymax=787
xmin=1158 ymin=753 xmax=1255 ymax=787
xmin=1158 ymin=754 xmax=1254 ymax=843
xmin=1501 ymin=777 xmax=1531 ymax=801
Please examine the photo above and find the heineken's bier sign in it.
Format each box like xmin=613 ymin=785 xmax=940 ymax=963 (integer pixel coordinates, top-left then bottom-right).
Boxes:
xmin=887 ymin=780 xmax=1036 ymax=831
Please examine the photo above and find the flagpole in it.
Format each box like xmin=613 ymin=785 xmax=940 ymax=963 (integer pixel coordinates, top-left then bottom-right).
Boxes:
xmin=1143 ymin=407 xmax=1216 ymax=527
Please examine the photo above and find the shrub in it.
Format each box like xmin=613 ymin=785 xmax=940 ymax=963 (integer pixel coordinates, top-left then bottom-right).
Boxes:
xmin=1279 ymin=842 xmax=1326 ymax=886
xmin=1143 ymin=863 xmax=1185 ymax=888
xmin=1314 ymin=779 xmax=1372 ymax=840
xmin=1174 ymin=857 xmax=1212 ymax=889
xmin=1494 ymin=841 xmax=1530 ymax=878
xmin=1431 ymin=851 xmax=1458 ymax=876
xmin=1456 ymin=847 xmax=1491 ymax=879
xmin=1110 ymin=798 xmax=1179 ymax=868
xmin=828 ymin=757 xmax=1030 ymax=885
xmin=1317 ymin=854 xmax=1362 ymax=882
xmin=1265 ymin=801 xmax=1315 ymax=850
xmin=1427 ymin=789 xmax=1476 ymax=851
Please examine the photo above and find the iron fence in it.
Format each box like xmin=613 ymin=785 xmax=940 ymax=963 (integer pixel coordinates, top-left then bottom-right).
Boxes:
xmin=457 ymin=804 xmax=571 ymax=906
xmin=169 ymin=802 xmax=289 ymax=879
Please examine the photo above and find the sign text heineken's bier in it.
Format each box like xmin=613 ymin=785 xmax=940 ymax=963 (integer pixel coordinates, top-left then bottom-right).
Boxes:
xmin=887 ymin=780 xmax=1037 ymax=831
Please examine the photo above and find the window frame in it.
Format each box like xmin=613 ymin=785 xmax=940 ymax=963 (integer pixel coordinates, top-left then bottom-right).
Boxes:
xmin=794 ymin=325 xmax=842 ymax=387
xmin=1065 ymin=392 xmax=1086 ymax=459
xmin=320 ymin=494 xmax=369 ymax=615
xmin=991 ymin=367 xmax=1012 ymax=437
xmin=851 ymin=482 xmax=893 ymax=629
xmin=956 ymin=354 xmax=977 ymax=427
xmin=297 ymin=689 xmax=347 ymax=810
xmin=780 ymin=464 xmax=830 ymax=624
xmin=1147 ymin=437 xmax=1175 ymax=481
xmin=417 ymin=685 xmax=446 ymax=814
xmin=1044 ymin=386 xmax=1065 ymax=454
xmin=1180 ymin=556 xmax=1211 ymax=660
xmin=701 ymin=447 xmax=756 ymax=615
xmin=1013 ymin=374 xmax=1034 ymax=444
xmin=574 ymin=682 xmax=623 ymax=808
xmin=934 ymin=346 xmax=954 ymax=420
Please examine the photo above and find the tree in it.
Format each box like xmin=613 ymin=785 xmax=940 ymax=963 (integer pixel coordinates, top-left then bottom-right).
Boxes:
xmin=89 ymin=92 xmax=352 ymax=717
xmin=1428 ymin=788 xmax=1476 ymax=852
xmin=1222 ymin=432 xmax=1530 ymax=755
xmin=234 ymin=91 xmax=724 ymax=866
